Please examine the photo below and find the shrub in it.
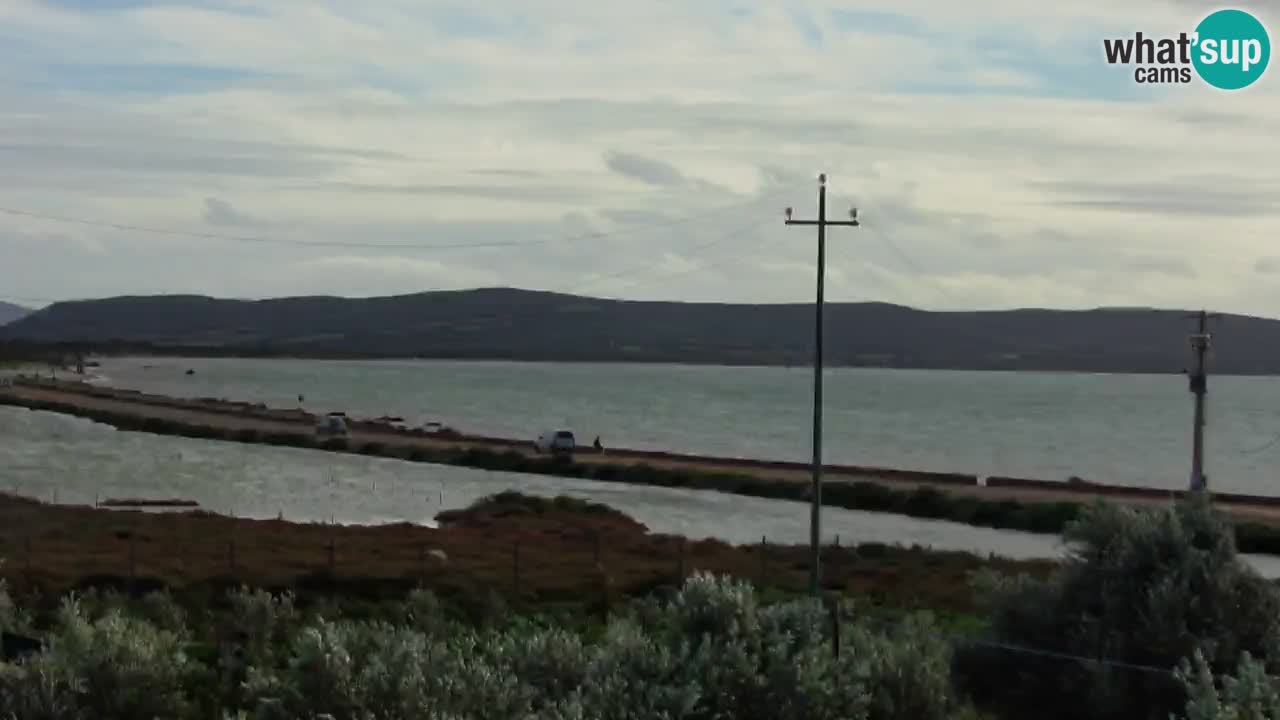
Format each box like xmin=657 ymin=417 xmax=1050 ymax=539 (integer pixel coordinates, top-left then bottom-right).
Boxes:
xmin=140 ymin=417 xmax=175 ymax=434
xmin=234 ymin=428 xmax=261 ymax=443
xmin=226 ymin=587 xmax=300 ymax=666
xmin=956 ymin=496 xmax=1280 ymax=720
xmin=1176 ymin=651 xmax=1280 ymax=720
xmin=0 ymin=599 xmax=198 ymax=719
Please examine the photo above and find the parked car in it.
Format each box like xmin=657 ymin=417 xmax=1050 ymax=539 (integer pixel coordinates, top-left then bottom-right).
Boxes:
xmin=534 ymin=430 xmax=576 ymax=456
xmin=316 ymin=412 xmax=348 ymax=436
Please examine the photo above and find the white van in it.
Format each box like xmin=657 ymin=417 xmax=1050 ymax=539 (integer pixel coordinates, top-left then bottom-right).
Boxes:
xmin=534 ymin=430 xmax=576 ymax=456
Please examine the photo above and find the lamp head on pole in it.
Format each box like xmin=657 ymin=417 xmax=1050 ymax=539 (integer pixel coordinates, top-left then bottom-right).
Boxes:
xmin=849 ymin=207 xmax=859 ymax=225
xmin=785 ymin=207 xmax=793 ymax=221
xmin=818 ymin=173 xmax=827 ymax=186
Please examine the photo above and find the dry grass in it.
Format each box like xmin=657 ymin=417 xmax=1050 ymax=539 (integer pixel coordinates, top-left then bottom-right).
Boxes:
xmin=0 ymin=492 xmax=1053 ymax=615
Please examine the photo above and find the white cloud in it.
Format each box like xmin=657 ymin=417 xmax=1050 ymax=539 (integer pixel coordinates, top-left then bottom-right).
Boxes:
xmin=0 ymin=0 xmax=1277 ymax=317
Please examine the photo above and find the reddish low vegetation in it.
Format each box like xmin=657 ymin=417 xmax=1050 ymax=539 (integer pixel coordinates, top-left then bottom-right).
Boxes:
xmin=0 ymin=490 xmax=1052 ymax=614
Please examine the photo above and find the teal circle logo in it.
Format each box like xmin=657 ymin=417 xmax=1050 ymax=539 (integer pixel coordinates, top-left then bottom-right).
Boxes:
xmin=1192 ymin=9 xmax=1270 ymax=89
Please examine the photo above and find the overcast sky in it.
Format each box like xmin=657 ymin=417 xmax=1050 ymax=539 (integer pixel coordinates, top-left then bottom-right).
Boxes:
xmin=2 ymin=0 xmax=1279 ymax=314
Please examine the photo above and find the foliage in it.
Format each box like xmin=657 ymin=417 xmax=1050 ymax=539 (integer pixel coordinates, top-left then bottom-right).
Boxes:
xmin=1176 ymin=652 xmax=1280 ymax=720
xmin=0 ymin=573 xmax=972 ymax=719
xmin=955 ymin=496 xmax=1280 ymax=720
xmin=0 ymin=598 xmax=198 ymax=720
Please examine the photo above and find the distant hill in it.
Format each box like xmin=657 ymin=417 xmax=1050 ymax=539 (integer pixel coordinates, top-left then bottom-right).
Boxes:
xmin=0 ymin=301 xmax=31 ymax=327
xmin=3 ymin=287 xmax=1278 ymax=374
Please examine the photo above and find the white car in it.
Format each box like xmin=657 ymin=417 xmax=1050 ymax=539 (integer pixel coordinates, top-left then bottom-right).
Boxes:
xmin=316 ymin=412 xmax=348 ymax=436
xmin=534 ymin=430 xmax=576 ymax=456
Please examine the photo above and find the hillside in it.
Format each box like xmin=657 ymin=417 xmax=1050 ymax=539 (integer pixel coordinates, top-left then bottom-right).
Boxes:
xmin=0 ymin=301 xmax=30 ymax=326
xmin=3 ymin=287 xmax=1278 ymax=373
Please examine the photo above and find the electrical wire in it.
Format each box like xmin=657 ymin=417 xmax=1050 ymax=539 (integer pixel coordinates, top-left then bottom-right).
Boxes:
xmin=0 ymin=185 xmax=799 ymax=305
xmin=564 ymin=217 xmax=768 ymax=294
xmin=0 ymin=186 xmax=794 ymax=253
xmin=855 ymin=219 xmax=961 ymax=307
xmin=1241 ymin=433 xmax=1280 ymax=456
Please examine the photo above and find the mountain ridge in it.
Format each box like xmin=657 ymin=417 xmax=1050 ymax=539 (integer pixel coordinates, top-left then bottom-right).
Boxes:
xmin=0 ymin=301 xmax=31 ymax=327
xmin=3 ymin=287 xmax=1276 ymax=374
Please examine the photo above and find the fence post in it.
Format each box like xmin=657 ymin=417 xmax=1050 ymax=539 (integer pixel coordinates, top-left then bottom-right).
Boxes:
xmin=829 ymin=598 xmax=842 ymax=658
xmin=759 ymin=536 xmax=767 ymax=587
xmin=513 ymin=541 xmax=521 ymax=596
xmin=128 ymin=534 xmax=137 ymax=590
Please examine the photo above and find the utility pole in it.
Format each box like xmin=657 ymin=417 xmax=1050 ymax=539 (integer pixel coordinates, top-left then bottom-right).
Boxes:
xmin=785 ymin=173 xmax=859 ymax=597
xmin=1186 ymin=310 xmax=1219 ymax=493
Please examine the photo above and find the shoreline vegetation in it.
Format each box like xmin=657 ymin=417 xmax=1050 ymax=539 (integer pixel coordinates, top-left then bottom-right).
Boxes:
xmin=2 ymin=490 xmax=1278 ymax=719
xmin=0 ymin=489 xmax=1050 ymax=615
xmin=7 ymin=376 xmax=1280 ymax=556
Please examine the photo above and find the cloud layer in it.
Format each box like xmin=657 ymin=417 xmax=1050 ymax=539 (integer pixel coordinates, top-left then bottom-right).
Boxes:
xmin=1 ymin=0 xmax=1279 ymax=317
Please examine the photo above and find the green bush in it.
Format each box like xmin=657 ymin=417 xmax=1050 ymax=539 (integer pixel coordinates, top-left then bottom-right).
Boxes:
xmin=0 ymin=574 xmax=976 ymax=719
xmin=956 ymin=496 xmax=1280 ymax=720
xmin=0 ymin=599 xmax=199 ymax=719
xmin=234 ymin=428 xmax=261 ymax=443
xmin=1175 ymin=651 xmax=1280 ymax=720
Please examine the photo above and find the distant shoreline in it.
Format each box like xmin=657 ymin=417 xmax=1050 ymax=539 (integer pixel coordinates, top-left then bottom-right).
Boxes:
xmin=8 ymin=347 xmax=1258 ymax=378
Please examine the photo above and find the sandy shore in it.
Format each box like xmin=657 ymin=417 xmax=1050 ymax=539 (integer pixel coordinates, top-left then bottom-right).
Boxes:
xmin=6 ymin=377 xmax=1280 ymax=526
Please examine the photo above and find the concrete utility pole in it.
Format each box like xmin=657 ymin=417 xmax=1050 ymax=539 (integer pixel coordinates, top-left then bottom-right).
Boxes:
xmin=1187 ymin=310 xmax=1220 ymax=493
xmin=784 ymin=173 xmax=859 ymax=597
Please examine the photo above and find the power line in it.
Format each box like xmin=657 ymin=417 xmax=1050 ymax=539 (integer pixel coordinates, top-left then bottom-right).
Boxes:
xmin=0 ymin=188 xmax=793 ymax=253
xmin=597 ymin=226 xmax=778 ymax=294
xmin=1241 ymin=433 xmax=1280 ymax=456
xmin=564 ymin=217 xmax=766 ymax=294
xmin=851 ymin=612 xmax=1178 ymax=679
xmin=856 ymin=219 xmax=960 ymax=307
xmin=0 ymin=220 xmax=777 ymax=309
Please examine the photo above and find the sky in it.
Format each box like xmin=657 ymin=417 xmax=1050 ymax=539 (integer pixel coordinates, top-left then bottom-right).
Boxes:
xmin=2 ymin=0 xmax=1280 ymax=315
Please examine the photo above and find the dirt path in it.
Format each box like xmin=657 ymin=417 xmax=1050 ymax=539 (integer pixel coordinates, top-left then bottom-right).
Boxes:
xmin=7 ymin=380 xmax=1280 ymax=526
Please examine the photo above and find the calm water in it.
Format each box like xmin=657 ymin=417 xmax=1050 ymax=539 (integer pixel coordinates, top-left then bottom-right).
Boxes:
xmin=81 ymin=356 xmax=1280 ymax=495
